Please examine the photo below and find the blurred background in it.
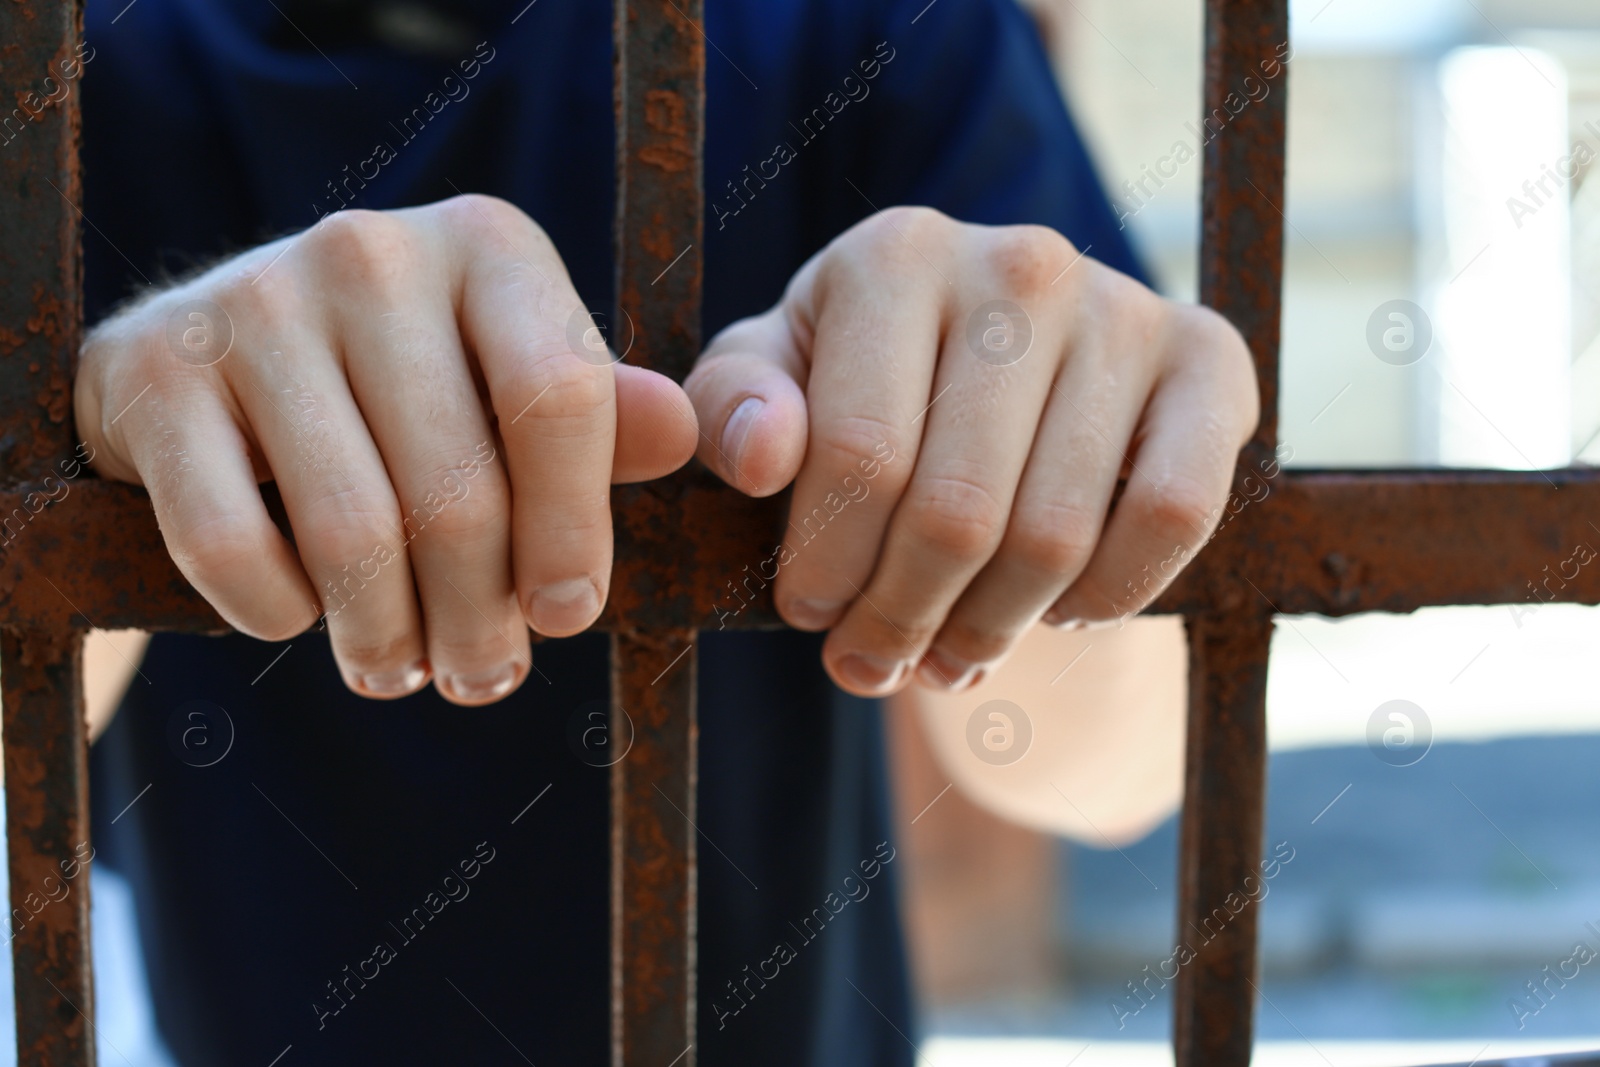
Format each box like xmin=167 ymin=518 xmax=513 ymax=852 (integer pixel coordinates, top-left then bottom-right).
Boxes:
xmin=9 ymin=2 xmax=1600 ymax=1065
xmin=891 ymin=0 xmax=1600 ymax=1063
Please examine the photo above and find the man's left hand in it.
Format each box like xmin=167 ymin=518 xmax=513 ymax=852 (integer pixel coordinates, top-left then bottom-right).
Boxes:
xmin=684 ymin=207 xmax=1258 ymax=696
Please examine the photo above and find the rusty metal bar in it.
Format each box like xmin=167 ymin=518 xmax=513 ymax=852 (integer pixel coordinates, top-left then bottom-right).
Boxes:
xmin=1152 ymin=469 xmax=1600 ymax=617
xmin=0 ymin=0 xmax=98 ymax=1063
xmin=1174 ymin=0 xmax=1288 ymax=1062
xmin=0 ymin=0 xmax=1591 ymax=1062
xmin=1199 ymin=0 xmax=1288 ymax=471
xmin=1173 ymin=610 xmax=1272 ymax=1067
xmin=610 ymin=1 xmax=706 ymax=1064
xmin=1 ymin=631 xmax=93 ymax=1065
xmin=0 ymin=0 xmax=82 ymax=471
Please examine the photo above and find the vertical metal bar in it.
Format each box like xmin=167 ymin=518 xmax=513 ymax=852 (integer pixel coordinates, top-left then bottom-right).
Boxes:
xmin=1 ymin=1 xmax=95 ymax=1064
xmin=0 ymin=0 xmax=83 ymax=473
xmin=1179 ymin=0 xmax=1288 ymax=1061
xmin=1173 ymin=610 xmax=1272 ymax=1067
xmin=1199 ymin=0 xmax=1288 ymax=467
xmin=2 ymin=631 xmax=94 ymax=1067
xmin=610 ymin=631 xmax=698 ymax=1067
xmin=611 ymin=1 xmax=705 ymax=1065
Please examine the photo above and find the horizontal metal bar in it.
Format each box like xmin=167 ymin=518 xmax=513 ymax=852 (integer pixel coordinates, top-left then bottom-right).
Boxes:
xmin=0 ymin=472 xmax=788 ymax=632
xmin=9 ymin=467 xmax=1599 ymax=634
xmin=0 ymin=480 xmax=225 ymax=633
xmin=1152 ymin=468 xmax=1600 ymax=617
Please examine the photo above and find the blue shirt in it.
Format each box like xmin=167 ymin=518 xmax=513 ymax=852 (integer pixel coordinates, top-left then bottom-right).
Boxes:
xmin=82 ymin=0 xmax=1142 ymax=1063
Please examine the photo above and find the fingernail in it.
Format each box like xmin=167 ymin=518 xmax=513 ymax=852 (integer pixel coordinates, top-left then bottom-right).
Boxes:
xmin=720 ymin=396 xmax=764 ymax=471
xmin=441 ymin=662 xmax=522 ymax=704
xmin=1043 ymin=607 xmax=1084 ymax=630
xmin=527 ymin=577 xmax=602 ymax=635
xmin=785 ymin=598 xmax=845 ymax=630
xmin=358 ymin=661 xmax=429 ymax=698
xmin=834 ymin=652 xmax=909 ymax=693
xmin=917 ymin=649 xmax=983 ymax=691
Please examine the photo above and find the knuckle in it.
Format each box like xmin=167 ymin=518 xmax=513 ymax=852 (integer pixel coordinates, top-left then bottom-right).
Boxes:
xmin=426 ymin=636 xmax=498 ymax=670
xmin=334 ymin=629 xmax=419 ymax=671
xmin=1131 ymin=475 xmax=1216 ymax=542
xmin=903 ymin=473 xmax=1007 ymax=561
xmin=986 ymin=224 xmax=1073 ymax=298
xmin=411 ymin=477 xmax=504 ymax=546
xmin=298 ymin=492 xmax=405 ymax=570
xmin=506 ymin=352 xmax=611 ymax=431
xmin=843 ymin=205 xmax=951 ymax=275
xmin=936 ymin=621 xmax=1015 ymax=665
xmin=218 ymin=261 xmax=303 ymax=328
xmin=812 ymin=414 xmax=910 ymax=486
xmin=1004 ymin=501 xmax=1100 ymax=577
xmin=1182 ymin=305 xmax=1261 ymax=436
xmin=306 ymin=209 xmax=419 ymax=292
xmin=172 ymin=512 xmax=273 ymax=581
xmin=442 ymin=192 xmax=547 ymax=245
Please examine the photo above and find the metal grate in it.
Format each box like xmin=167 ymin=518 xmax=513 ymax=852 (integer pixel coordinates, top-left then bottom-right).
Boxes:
xmin=2 ymin=0 xmax=1596 ymax=1065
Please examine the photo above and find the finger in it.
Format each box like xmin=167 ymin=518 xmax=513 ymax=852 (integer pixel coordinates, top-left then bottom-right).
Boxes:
xmin=918 ymin=340 xmax=1152 ymax=690
xmin=820 ymin=313 xmax=1057 ymax=696
xmin=231 ymin=325 xmax=429 ymax=700
xmin=1046 ymin=337 xmax=1255 ymax=626
xmin=768 ymin=232 xmax=943 ymax=635
xmin=107 ymin=366 xmax=320 ymax=641
xmin=449 ymin=196 xmax=617 ymax=638
xmin=682 ymin=308 xmax=810 ymax=497
xmin=613 ymin=363 xmax=701 ymax=484
xmin=330 ymin=246 xmax=530 ymax=706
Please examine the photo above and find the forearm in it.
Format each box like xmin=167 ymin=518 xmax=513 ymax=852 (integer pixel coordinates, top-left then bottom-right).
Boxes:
xmin=894 ymin=615 xmax=1187 ymax=847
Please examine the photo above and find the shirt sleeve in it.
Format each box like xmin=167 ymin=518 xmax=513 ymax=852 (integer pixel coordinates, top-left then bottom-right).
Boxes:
xmin=853 ymin=0 xmax=1149 ymax=286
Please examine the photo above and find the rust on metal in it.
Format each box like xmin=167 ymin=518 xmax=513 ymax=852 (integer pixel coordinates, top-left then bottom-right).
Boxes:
xmin=1173 ymin=610 xmax=1272 ymax=1067
xmin=0 ymin=0 xmax=82 ymax=476
xmin=1170 ymin=0 xmax=1288 ymax=1062
xmin=1153 ymin=471 xmax=1600 ymax=618
xmin=1199 ymin=0 xmax=1288 ymax=473
xmin=0 ymin=481 xmax=222 ymax=634
xmin=4 ymin=0 xmax=1598 ymax=1062
xmin=1 ymin=630 xmax=93 ymax=1066
xmin=608 ymin=1 xmax=711 ymax=1064
xmin=1 ymin=1 xmax=99 ymax=1064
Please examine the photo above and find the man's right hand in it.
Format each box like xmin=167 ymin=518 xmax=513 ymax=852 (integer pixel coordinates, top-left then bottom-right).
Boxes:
xmin=75 ymin=195 xmax=698 ymax=706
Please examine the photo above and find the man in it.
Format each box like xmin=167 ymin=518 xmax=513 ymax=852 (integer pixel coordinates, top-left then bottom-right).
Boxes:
xmin=76 ymin=0 xmax=1255 ymax=1062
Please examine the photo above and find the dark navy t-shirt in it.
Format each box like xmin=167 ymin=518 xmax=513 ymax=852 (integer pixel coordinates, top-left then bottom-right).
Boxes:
xmin=81 ymin=1 xmax=1143 ymax=1063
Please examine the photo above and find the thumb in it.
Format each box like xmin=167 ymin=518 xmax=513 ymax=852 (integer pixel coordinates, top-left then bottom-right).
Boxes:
xmin=611 ymin=364 xmax=700 ymax=484
xmin=682 ymin=311 xmax=809 ymax=497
